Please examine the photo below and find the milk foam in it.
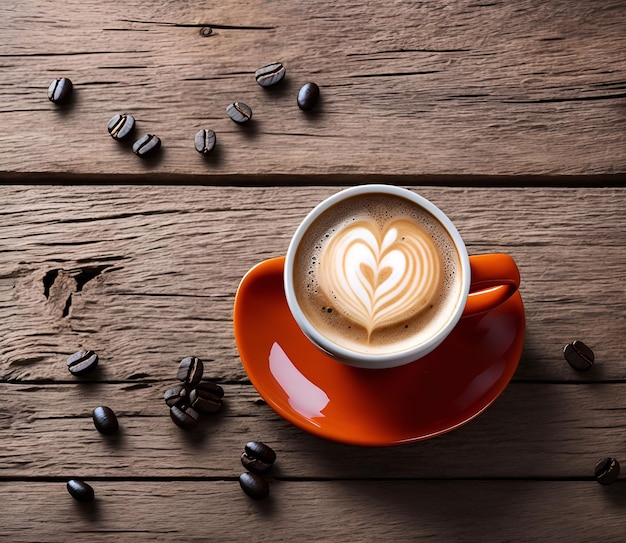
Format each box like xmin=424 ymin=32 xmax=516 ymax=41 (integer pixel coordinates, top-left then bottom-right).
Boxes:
xmin=318 ymin=218 xmax=442 ymax=339
xmin=294 ymin=194 xmax=462 ymax=355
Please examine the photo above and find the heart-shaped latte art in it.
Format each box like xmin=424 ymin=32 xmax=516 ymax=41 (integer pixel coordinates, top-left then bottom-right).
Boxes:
xmin=318 ymin=219 xmax=442 ymax=340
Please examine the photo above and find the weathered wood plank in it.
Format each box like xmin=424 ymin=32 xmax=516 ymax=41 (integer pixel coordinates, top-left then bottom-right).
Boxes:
xmin=1 ymin=0 xmax=625 ymax=180
xmin=1 ymin=186 xmax=624 ymax=382
xmin=1 ymin=480 xmax=624 ymax=542
xmin=0 ymin=382 xmax=623 ymax=479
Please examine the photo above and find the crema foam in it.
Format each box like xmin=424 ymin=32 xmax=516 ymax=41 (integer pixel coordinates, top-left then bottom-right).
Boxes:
xmin=293 ymin=194 xmax=462 ymax=355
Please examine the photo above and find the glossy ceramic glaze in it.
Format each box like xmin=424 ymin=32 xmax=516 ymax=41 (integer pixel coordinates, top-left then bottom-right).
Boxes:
xmin=234 ymin=257 xmax=525 ymax=447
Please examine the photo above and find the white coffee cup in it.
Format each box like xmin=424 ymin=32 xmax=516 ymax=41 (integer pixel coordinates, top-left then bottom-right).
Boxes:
xmin=284 ymin=185 xmax=520 ymax=369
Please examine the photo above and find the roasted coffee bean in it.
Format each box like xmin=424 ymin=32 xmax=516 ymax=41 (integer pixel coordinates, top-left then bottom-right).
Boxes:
xmin=226 ymin=102 xmax=253 ymax=124
xmin=241 ymin=452 xmax=272 ymax=474
xmin=190 ymin=381 xmax=224 ymax=414
xmin=194 ymin=129 xmax=217 ymax=155
xmin=170 ymin=404 xmax=200 ymax=430
xmin=67 ymin=350 xmax=98 ymax=376
xmin=108 ymin=113 xmax=136 ymax=141
xmin=563 ymin=340 xmax=594 ymax=371
xmin=239 ymin=471 xmax=270 ymax=500
xmin=297 ymin=82 xmax=320 ymax=111
xmin=92 ymin=406 xmax=119 ymax=435
xmin=241 ymin=441 xmax=276 ymax=474
xmin=164 ymin=384 xmax=191 ymax=407
xmin=595 ymin=457 xmax=620 ymax=485
xmin=199 ymin=380 xmax=224 ymax=398
xmin=132 ymin=134 xmax=161 ymax=158
xmin=67 ymin=479 xmax=95 ymax=503
xmin=177 ymin=356 xmax=204 ymax=385
xmin=48 ymin=77 xmax=73 ymax=104
xmin=242 ymin=443 xmax=276 ymax=467
xmin=255 ymin=62 xmax=286 ymax=87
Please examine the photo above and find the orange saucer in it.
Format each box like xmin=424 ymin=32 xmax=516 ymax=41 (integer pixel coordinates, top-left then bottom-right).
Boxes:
xmin=234 ymin=257 xmax=525 ymax=447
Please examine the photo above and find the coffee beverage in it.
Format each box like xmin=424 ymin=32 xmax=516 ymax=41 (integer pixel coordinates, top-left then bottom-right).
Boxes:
xmin=285 ymin=185 xmax=520 ymax=368
xmin=292 ymin=192 xmax=462 ymax=356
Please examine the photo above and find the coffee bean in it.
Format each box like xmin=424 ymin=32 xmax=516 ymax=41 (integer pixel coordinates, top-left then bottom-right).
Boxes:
xmin=194 ymin=129 xmax=217 ymax=155
xmin=595 ymin=457 xmax=620 ymax=485
xmin=255 ymin=62 xmax=286 ymax=87
xmin=67 ymin=479 xmax=95 ymax=503
xmin=108 ymin=113 xmax=136 ymax=141
xmin=67 ymin=350 xmax=98 ymax=376
xmin=170 ymin=404 xmax=200 ymax=430
xmin=563 ymin=340 xmax=594 ymax=371
xmin=164 ymin=384 xmax=191 ymax=408
xmin=48 ymin=77 xmax=73 ymax=104
xmin=297 ymin=82 xmax=320 ymax=111
xmin=226 ymin=102 xmax=253 ymax=124
xmin=245 ymin=441 xmax=277 ymax=465
xmin=177 ymin=356 xmax=204 ymax=385
xmin=239 ymin=471 xmax=270 ymax=500
xmin=241 ymin=441 xmax=276 ymax=476
xmin=132 ymin=134 xmax=161 ymax=158
xmin=241 ymin=453 xmax=273 ymax=475
xmin=199 ymin=380 xmax=224 ymax=398
xmin=190 ymin=381 xmax=224 ymax=414
xmin=92 ymin=406 xmax=119 ymax=435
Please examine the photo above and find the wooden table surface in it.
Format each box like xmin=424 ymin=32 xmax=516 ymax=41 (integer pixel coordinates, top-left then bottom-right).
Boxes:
xmin=2 ymin=1 xmax=626 ymax=542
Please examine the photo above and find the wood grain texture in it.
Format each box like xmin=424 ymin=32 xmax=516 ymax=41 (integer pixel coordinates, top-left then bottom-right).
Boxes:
xmin=1 ymin=186 xmax=624 ymax=382
xmin=2 ymin=480 xmax=626 ymax=542
xmin=1 ymin=382 xmax=625 ymax=480
xmin=1 ymin=0 xmax=625 ymax=181
xmin=3 ymin=1 xmax=626 ymax=537
xmin=2 ymin=185 xmax=626 ymax=541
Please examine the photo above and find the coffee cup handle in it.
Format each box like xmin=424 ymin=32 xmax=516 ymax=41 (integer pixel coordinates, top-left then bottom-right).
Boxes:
xmin=463 ymin=254 xmax=520 ymax=316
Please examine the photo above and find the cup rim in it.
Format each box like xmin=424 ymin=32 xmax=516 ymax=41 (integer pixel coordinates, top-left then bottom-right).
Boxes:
xmin=284 ymin=184 xmax=471 ymax=368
